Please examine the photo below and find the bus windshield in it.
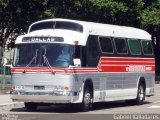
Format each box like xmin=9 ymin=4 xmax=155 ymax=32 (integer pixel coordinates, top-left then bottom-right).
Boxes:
xmin=13 ymin=43 xmax=74 ymax=68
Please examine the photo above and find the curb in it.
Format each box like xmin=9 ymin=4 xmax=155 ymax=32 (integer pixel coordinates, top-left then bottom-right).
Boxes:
xmin=155 ymin=81 xmax=160 ymax=84
xmin=0 ymin=102 xmax=23 ymax=107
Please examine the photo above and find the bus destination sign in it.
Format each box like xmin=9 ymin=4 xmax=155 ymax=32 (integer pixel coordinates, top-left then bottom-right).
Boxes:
xmin=22 ymin=37 xmax=64 ymax=42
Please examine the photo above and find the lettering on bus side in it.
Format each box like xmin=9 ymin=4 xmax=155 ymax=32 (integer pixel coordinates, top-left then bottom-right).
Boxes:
xmin=126 ymin=65 xmax=152 ymax=72
xmin=22 ymin=37 xmax=64 ymax=42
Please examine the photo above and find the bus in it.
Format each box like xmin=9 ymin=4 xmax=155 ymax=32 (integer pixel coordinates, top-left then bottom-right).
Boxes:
xmin=10 ymin=18 xmax=155 ymax=112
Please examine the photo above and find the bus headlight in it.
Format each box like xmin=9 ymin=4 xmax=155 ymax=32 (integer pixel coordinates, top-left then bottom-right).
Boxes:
xmin=10 ymin=85 xmax=24 ymax=95
xmin=15 ymin=85 xmax=24 ymax=90
xmin=53 ymin=85 xmax=69 ymax=91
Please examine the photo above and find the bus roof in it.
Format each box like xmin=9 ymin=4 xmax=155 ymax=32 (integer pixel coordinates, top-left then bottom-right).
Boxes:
xmin=16 ymin=18 xmax=151 ymax=45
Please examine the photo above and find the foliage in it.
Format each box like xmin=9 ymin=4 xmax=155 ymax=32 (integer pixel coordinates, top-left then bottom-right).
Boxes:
xmin=0 ymin=0 xmax=160 ymax=47
xmin=0 ymin=0 xmax=47 ymax=46
xmin=141 ymin=0 xmax=160 ymax=26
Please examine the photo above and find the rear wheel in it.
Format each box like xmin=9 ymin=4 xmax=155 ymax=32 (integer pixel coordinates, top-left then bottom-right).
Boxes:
xmin=24 ymin=102 xmax=37 ymax=111
xmin=126 ymin=82 xmax=145 ymax=105
xmin=135 ymin=83 xmax=145 ymax=105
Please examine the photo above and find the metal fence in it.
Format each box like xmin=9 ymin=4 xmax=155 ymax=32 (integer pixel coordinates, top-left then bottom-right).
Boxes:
xmin=0 ymin=66 xmax=11 ymax=90
xmin=0 ymin=47 xmax=13 ymax=92
xmin=155 ymin=75 xmax=160 ymax=84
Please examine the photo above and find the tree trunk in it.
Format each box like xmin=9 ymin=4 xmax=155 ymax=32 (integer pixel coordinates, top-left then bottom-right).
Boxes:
xmin=154 ymin=31 xmax=160 ymax=76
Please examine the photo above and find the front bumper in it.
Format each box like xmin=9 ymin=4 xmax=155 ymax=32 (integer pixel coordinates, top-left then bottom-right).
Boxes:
xmin=11 ymin=94 xmax=79 ymax=103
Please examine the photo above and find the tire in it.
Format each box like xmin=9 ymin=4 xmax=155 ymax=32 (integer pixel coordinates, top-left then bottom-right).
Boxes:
xmin=125 ymin=83 xmax=145 ymax=105
xmin=80 ymin=87 xmax=92 ymax=112
xmin=24 ymin=102 xmax=37 ymax=111
xmin=135 ymin=83 xmax=145 ymax=105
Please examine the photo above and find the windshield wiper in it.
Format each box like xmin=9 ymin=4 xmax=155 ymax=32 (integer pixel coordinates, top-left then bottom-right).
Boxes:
xmin=43 ymin=48 xmax=55 ymax=74
xmin=23 ymin=49 xmax=38 ymax=73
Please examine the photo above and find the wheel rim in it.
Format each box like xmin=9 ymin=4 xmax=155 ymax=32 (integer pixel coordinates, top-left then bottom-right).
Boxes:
xmin=84 ymin=92 xmax=91 ymax=107
xmin=139 ymin=85 xmax=144 ymax=101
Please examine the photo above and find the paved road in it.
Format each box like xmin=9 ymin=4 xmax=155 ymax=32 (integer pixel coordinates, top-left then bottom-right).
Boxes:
xmin=0 ymin=84 xmax=160 ymax=120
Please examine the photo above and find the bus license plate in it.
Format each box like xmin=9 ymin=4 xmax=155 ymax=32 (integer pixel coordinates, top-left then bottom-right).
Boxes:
xmin=34 ymin=86 xmax=45 ymax=90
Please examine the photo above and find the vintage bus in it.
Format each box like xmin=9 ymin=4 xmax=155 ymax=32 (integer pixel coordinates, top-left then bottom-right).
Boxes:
xmin=10 ymin=18 xmax=155 ymax=112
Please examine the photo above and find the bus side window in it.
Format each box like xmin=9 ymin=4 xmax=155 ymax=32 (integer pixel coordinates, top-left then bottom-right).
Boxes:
xmin=99 ymin=37 xmax=114 ymax=54
xmin=81 ymin=46 xmax=87 ymax=67
xmin=114 ymin=38 xmax=128 ymax=54
xmin=74 ymin=45 xmax=81 ymax=66
xmin=86 ymin=35 xmax=100 ymax=67
xmin=74 ymin=45 xmax=87 ymax=67
xmin=141 ymin=40 xmax=153 ymax=55
xmin=74 ymin=45 xmax=81 ymax=58
xmin=128 ymin=39 xmax=141 ymax=55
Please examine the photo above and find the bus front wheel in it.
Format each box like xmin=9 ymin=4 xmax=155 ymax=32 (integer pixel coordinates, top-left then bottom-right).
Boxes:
xmin=80 ymin=87 xmax=92 ymax=112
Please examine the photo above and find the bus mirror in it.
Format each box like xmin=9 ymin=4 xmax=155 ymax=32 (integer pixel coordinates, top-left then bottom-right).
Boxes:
xmin=73 ymin=58 xmax=81 ymax=67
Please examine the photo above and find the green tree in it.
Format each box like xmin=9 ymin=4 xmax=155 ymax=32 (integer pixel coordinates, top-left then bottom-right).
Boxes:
xmin=0 ymin=0 xmax=48 ymax=47
xmin=140 ymin=0 xmax=160 ymax=75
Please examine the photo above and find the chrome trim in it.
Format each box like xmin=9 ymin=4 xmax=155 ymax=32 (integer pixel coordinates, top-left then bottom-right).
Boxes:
xmin=11 ymin=95 xmax=79 ymax=103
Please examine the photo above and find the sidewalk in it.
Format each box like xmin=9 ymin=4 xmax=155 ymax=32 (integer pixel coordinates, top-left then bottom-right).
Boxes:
xmin=0 ymin=94 xmax=23 ymax=106
xmin=0 ymin=94 xmax=12 ymax=106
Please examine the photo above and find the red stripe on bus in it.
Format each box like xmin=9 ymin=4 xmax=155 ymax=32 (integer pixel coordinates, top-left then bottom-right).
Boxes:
xmin=11 ymin=57 xmax=155 ymax=73
xmin=11 ymin=67 xmax=99 ymax=73
xmin=100 ymin=57 xmax=155 ymax=62
xmin=99 ymin=65 xmax=155 ymax=72
xmin=98 ymin=57 xmax=155 ymax=72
